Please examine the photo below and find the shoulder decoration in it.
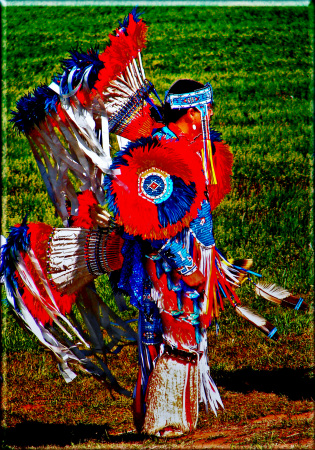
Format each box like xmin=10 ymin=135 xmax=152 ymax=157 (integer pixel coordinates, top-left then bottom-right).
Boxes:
xmin=104 ymin=137 xmax=205 ymax=240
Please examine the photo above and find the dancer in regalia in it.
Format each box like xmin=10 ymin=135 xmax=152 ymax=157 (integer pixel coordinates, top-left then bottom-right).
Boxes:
xmin=1 ymin=9 xmax=308 ymax=438
xmin=103 ymin=77 xmax=308 ymax=436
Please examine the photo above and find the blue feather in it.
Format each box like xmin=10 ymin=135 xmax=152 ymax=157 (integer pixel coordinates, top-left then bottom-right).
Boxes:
xmin=60 ymin=47 xmax=104 ymax=93
xmin=10 ymin=92 xmax=45 ymax=134
xmin=10 ymin=85 xmax=59 ymax=134
xmin=157 ymin=176 xmax=196 ymax=227
xmin=118 ymin=7 xmax=144 ymax=33
xmin=210 ymin=127 xmax=222 ymax=142
xmin=35 ymin=85 xmax=59 ymax=114
xmin=0 ymin=217 xmax=30 ymax=310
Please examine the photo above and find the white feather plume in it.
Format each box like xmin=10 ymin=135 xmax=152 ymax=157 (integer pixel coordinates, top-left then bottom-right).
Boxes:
xmin=235 ymin=305 xmax=266 ymax=327
xmin=255 ymin=282 xmax=291 ymax=304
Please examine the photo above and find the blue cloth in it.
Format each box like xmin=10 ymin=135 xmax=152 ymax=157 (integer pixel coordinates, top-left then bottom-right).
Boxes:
xmin=118 ymin=234 xmax=147 ymax=311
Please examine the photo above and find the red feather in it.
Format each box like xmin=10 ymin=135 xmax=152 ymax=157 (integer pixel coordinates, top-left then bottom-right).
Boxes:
xmin=15 ymin=223 xmax=77 ymax=326
xmin=68 ymin=190 xmax=99 ymax=228
xmin=207 ymin=140 xmax=233 ymax=210
xmin=94 ymin=14 xmax=148 ymax=97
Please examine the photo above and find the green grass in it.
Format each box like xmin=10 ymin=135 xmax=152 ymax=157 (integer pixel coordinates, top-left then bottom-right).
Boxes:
xmin=1 ymin=5 xmax=314 ymax=438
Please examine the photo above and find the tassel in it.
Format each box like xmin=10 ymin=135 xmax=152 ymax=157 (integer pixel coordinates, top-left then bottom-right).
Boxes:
xmin=228 ymin=258 xmax=253 ymax=270
xmin=234 ymin=305 xmax=279 ymax=341
xmin=206 ymin=139 xmax=217 ymax=185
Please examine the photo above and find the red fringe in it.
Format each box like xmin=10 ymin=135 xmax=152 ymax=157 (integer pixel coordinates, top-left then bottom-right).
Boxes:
xmin=104 ymin=231 xmax=124 ymax=271
xmin=207 ymin=141 xmax=234 ymax=210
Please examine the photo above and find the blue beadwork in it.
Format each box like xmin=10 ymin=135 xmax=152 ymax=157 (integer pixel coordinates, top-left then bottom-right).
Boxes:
xmin=165 ymin=82 xmax=213 ymax=110
xmin=294 ymin=298 xmax=304 ymax=310
xmin=190 ymin=201 xmax=215 ymax=247
xmin=161 ymin=239 xmax=197 ymax=276
xmin=143 ymin=175 xmax=164 ymax=197
xmin=268 ymin=327 xmax=278 ymax=339
xmin=140 ymin=173 xmax=173 ymax=204
xmin=152 ymin=126 xmax=178 ymax=141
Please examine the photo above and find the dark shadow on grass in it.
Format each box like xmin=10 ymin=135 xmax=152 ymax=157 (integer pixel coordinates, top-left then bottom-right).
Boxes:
xmin=214 ymin=367 xmax=314 ymax=400
xmin=2 ymin=422 xmax=145 ymax=448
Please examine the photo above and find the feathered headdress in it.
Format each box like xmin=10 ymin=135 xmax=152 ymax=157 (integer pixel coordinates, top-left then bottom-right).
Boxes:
xmin=93 ymin=9 xmax=162 ymax=141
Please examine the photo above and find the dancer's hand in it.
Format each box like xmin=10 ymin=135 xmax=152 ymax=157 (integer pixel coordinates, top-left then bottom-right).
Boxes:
xmin=90 ymin=204 xmax=112 ymax=228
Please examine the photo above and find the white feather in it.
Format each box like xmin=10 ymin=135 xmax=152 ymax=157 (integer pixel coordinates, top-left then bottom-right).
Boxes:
xmin=235 ymin=305 xmax=266 ymax=327
xmin=255 ymin=282 xmax=291 ymax=303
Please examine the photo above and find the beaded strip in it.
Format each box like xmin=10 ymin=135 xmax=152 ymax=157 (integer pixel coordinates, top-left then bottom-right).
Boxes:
xmin=46 ymin=228 xmax=56 ymax=286
xmin=84 ymin=229 xmax=111 ymax=276
xmin=165 ymin=82 xmax=213 ymax=110
xmin=160 ymin=238 xmax=197 ymax=276
xmin=109 ymin=79 xmax=154 ymax=134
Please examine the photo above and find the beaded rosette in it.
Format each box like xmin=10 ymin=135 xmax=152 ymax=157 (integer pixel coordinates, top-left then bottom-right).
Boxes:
xmin=138 ymin=168 xmax=173 ymax=204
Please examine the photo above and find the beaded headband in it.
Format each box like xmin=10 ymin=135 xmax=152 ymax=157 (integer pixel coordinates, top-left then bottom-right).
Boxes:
xmin=164 ymin=82 xmax=213 ymax=109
